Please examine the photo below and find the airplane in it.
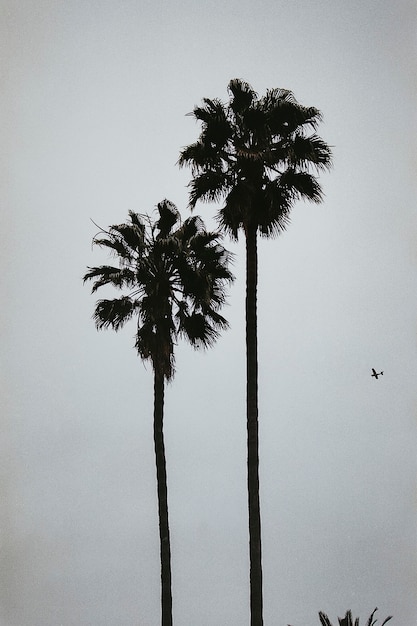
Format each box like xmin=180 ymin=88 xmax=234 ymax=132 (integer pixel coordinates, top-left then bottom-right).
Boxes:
xmin=371 ymin=368 xmax=383 ymax=379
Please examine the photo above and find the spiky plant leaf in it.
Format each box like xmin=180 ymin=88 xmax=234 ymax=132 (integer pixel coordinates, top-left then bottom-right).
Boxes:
xmin=228 ymin=78 xmax=257 ymax=114
xmin=111 ymin=223 xmax=146 ymax=252
xmin=93 ymin=236 xmax=131 ymax=259
xmin=188 ymin=170 xmax=230 ymax=209
xmin=93 ymin=296 xmax=137 ymax=331
xmin=83 ymin=266 xmax=136 ymax=293
xmin=319 ymin=612 xmax=333 ymax=626
xmin=155 ymin=199 xmax=180 ymax=238
xmin=339 ymin=610 xmax=353 ymax=626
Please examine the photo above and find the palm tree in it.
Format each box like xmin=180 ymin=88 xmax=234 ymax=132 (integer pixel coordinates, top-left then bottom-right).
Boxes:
xmin=179 ymin=79 xmax=332 ymax=626
xmin=314 ymin=608 xmax=393 ymax=626
xmin=83 ymin=200 xmax=233 ymax=626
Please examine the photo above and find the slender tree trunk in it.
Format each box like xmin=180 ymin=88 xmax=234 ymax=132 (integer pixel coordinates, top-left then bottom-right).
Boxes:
xmin=153 ymin=369 xmax=173 ymax=626
xmin=245 ymin=223 xmax=263 ymax=626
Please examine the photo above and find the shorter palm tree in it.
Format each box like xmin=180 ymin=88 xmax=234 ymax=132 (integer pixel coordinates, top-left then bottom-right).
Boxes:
xmin=290 ymin=608 xmax=393 ymax=626
xmin=83 ymin=200 xmax=233 ymax=626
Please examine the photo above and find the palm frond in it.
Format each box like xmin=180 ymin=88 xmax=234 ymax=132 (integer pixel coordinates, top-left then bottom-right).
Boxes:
xmin=228 ymin=78 xmax=257 ymax=114
xmin=255 ymin=179 xmax=292 ymax=237
xmin=179 ymin=128 xmax=231 ymax=174
xmin=110 ymin=222 xmax=146 ymax=253
xmin=189 ymin=229 xmax=219 ymax=252
xmin=286 ymin=133 xmax=333 ymax=171
xmin=155 ymin=199 xmax=180 ymax=238
xmin=179 ymin=142 xmax=223 ymax=172
xmin=92 ymin=236 xmax=132 ymax=259
xmin=188 ymin=170 xmax=230 ymax=208
xmin=177 ymin=214 xmax=204 ymax=242
xmin=217 ymin=194 xmax=246 ymax=240
xmin=319 ymin=612 xmax=334 ymax=626
xmin=190 ymin=233 xmax=234 ymax=274
xmin=201 ymin=110 xmax=233 ymax=149
xmin=201 ymin=305 xmax=230 ymax=328
xmin=179 ymin=311 xmax=220 ymax=348
xmin=366 ymin=608 xmax=378 ymax=626
xmin=193 ymin=97 xmax=226 ymax=125
xmin=279 ymin=169 xmax=324 ymax=203
xmin=128 ymin=210 xmax=146 ymax=232
xmin=368 ymin=609 xmax=392 ymax=626
xmin=339 ymin=610 xmax=353 ymax=626
xmin=262 ymin=86 xmax=294 ymax=106
xmin=266 ymin=91 xmax=323 ymax=134
xmin=83 ymin=265 xmax=136 ymax=293
xmin=93 ymin=296 xmax=137 ymax=331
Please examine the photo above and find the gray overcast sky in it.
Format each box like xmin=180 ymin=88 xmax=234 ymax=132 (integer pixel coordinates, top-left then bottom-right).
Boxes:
xmin=2 ymin=1 xmax=417 ymax=625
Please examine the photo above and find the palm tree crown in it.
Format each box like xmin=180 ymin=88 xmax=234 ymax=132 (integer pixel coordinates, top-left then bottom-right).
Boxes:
xmin=179 ymin=78 xmax=332 ymax=237
xmin=84 ymin=199 xmax=233 ymax=378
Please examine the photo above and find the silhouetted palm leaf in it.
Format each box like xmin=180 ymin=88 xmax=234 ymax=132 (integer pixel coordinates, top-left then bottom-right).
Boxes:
xmin=229 ymin=78 xmax=257 ymax=114
xmin=93 ymin=296 xmax=138 ymax=331
xmin=83 ymin=266 xmax=136 ymax=293
xmin=155 ymin=199 xmax=180 ymax=238
xmin=92 ymin=236 xmax=132 ymax=260
xmin=279 ymin=169 xmax=324 ymax=203
xmin=318 ymin=611 xmax=334 ymax=626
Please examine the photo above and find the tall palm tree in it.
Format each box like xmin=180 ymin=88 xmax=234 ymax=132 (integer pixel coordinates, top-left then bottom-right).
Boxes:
xmin=179 ymin=79 xmax=332 ymax=626
xmin=83 ymin=200 xmax=233 ymax=626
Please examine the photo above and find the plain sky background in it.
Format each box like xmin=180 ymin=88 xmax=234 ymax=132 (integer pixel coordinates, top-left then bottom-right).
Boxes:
xmin=2 ymin=1 xmax=417 ymax=625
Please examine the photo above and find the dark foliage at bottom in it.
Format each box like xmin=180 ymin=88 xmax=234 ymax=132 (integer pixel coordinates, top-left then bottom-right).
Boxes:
xmin=290 ymin=608 xmax=393 ymax=626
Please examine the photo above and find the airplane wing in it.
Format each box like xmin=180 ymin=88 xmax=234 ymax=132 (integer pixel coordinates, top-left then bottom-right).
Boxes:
xmin=372 ymin=368 xmax=377 ymax=375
